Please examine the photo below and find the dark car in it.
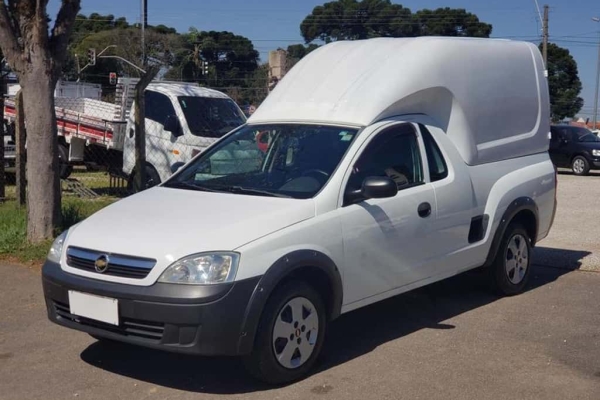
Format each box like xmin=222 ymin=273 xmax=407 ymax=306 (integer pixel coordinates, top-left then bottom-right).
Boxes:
xmin=549 ymin=125 xmax=600 ymax=175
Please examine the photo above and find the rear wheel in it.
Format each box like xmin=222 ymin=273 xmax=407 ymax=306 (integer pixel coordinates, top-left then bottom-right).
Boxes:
xmin=58 ymin=143 xmax=73 ymax=179
xmin=489 ymin=223 xmax=532 ymax=296
xmin=243 ymin=280 xmax=326 ymax=385
xmin=571 ymin=156 xmax=590 ymax=176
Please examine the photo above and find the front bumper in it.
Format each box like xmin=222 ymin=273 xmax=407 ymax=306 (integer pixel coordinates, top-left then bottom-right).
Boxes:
xmin=42 ymin=260 xmax=260 ymax=356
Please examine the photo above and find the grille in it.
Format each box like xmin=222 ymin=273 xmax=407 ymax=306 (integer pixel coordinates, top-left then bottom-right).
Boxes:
xmin=53 ymin=301 xmax=165 ymax=341
xmin=66 ymin=247 xmax=155 ymax=279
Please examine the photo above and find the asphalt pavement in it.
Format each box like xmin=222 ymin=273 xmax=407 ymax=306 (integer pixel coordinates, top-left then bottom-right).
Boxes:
xmin=0 ymin=172 xmax=599 ymax=400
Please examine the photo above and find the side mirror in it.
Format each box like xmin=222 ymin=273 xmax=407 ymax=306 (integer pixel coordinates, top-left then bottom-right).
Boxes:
xmin=164 ymin=115 xmax=182 ymax=137
xmin=362 ymin=176 xmax=398 ymax=199
xmin=345 ymin=176 xmax=398 ymax=205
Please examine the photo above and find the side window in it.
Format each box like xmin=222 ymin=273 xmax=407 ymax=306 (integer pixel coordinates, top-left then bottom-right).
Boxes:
xmin=347 ymin=124 xmax=423 ymax=193
xmin=145 ymin=91 xmax=176 ymax=125
xmin=420 ymin=125 xmax=448 ymax=182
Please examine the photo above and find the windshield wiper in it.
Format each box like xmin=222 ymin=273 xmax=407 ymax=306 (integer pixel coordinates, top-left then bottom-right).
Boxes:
xmin=163 ymin=181 xmax=224 ymax=193
xmin=224 ymin=186 xmax=291 ymax=198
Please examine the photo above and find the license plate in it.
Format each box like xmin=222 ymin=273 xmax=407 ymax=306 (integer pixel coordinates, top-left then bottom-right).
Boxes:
xmin=68 ymin=291 xmax=119 ymax=326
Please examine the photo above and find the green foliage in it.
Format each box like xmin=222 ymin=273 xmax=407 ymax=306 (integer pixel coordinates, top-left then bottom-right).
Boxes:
xmin=541 ymin=43 xmax=584 ymax=122
xmin=286 ymin=44 xmax=320 ymax=60
xmin=164 ymin=29 xmax=260 ymax=104
xmin=0 ymin=197 xmax=115 ymax=263
xmin=415 ymin=8 xmax=492 ymax=37
xmin=300 ymin=0 xmax=492 ymax=43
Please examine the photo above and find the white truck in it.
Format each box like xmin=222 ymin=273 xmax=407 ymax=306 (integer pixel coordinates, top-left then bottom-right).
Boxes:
xmin=42 ymin=37 xmax=557 ymax=384
xmin=2 ymin=79 xmax=247 ymax=186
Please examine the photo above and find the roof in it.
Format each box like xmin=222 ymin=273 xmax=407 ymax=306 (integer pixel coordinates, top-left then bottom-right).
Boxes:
xmin=148 ymin=83 xmax=230 ymax=99
xmin=249 ymin=37 xmax=550 ymax=165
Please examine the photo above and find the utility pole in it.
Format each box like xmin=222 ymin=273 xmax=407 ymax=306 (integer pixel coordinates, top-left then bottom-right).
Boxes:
xmin=592 ymin=17 xmax=600 ymax=130
xmin=542 ymin=5 xmax=549 ymax=70
xmin=141 ymin=0 xmax=148 ymax=65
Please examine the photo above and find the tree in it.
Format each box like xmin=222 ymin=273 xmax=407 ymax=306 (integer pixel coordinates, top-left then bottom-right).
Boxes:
xmin=165 ymin=29 xmax=260 ymax=103
xmin=542 ymin=43 xmax=584 ymax=122
xmin=300 ymin=0 xmax=492 ymax=43
xmin=0 ymin=0 xmax=81 ymax=242
xmin=301 ymin=0 xmax=414 ymax=43
xmin=287 ymin=43 xmax=320 ymax=60
xmin=414 ymin=8 xmax=492 ymax=37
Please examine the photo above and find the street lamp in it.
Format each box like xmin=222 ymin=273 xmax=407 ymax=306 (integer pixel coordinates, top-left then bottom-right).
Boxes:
xmin=593 ymin=17 xmax=600 ymax=130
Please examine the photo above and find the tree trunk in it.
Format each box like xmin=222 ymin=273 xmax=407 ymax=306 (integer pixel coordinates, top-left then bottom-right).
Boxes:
xmin=15 ymin=90 xmax=26 ymax=206
xmin=22 ymin=75 xmax=61 ymax=242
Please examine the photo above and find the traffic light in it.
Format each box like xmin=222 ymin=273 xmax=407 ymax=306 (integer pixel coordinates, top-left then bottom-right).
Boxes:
xmin=87 ymin=48 xmax=96 ymax=66
xmin=202 ymin=61 xmax=209 ymax=76
xmin=109 ymin=72 xmax=117 ymax=85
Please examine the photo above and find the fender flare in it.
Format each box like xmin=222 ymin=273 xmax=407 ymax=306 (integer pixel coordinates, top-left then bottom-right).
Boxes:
xmin=483 ymin=196 xmax=539 ymax=268
xmin=237 ymin=250 xmax=343 ymax=354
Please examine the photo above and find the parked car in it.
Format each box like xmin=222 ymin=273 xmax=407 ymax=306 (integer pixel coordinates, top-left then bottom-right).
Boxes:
xmin=41 ymin=37 xmax=557 ymax=384
xmin=549 ymin=125 xmax=600 ymax=175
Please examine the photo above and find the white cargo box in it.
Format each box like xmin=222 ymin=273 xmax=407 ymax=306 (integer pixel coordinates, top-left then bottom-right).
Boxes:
xmin=249 ymin=37 xmax=550 ymax=165
xmin=7 ymin=80 xmax=102 ymax=100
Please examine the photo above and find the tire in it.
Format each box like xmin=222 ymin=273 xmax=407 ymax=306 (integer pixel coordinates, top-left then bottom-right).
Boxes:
xmin=571 ymin=156 xmax=590 ymax=176
xmin=243 ymin=280 xmax=327 ymax=385
xmin=129 ymin=164 xmax=161 ymax=193
xmin=58 ymin=143 xmax=73 ymax=179
xmin=489 ymin=223 xmax=532 ymax=296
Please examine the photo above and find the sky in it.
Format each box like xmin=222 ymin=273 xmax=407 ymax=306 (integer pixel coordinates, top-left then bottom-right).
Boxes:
xmin=47 ymin=0 xmax=600 ymax=119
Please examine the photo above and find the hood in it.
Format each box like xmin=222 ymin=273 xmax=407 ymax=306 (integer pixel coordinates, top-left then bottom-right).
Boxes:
xmin=63 ymin=187 xmax=315 ymax=283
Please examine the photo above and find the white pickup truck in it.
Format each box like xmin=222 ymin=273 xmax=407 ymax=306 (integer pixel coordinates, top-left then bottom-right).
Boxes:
xmin=42 ymin=37 xmax=557 ymax=384
xmin=3 ymin=79 xmax=246 ymax=186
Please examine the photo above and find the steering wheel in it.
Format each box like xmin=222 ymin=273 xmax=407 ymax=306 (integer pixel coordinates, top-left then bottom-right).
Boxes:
xmin=301 ymin=169 xmax=330 ymax=180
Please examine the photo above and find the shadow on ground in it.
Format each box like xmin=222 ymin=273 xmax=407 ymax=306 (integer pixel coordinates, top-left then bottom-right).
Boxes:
xmin=557 ymin=169 xmax=600 ymax=177
xmin=80 ymin=248 xmax=590 ymax=394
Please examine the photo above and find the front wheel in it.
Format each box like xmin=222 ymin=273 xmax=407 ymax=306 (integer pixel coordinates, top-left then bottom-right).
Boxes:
xmin=489 ymin=223 xmax=532 ymax=296
xmin=243 ymin=280 xmax=326 ymax=385
xmin=572 ymin=156 xmax=590 ymax=176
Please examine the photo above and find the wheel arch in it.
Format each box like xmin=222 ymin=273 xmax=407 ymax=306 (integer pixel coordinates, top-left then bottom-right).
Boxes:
xmin=570 ymin=153 xmax=591 ymax=164
xmin=237 ymin=250 xmax=343 ymax=354
xmin=483 ymin=197 xmax=538 ymax=268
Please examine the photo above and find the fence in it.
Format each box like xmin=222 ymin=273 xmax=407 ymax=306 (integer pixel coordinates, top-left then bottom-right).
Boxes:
xmin=1 ymin=79 xmax=251 ymax=201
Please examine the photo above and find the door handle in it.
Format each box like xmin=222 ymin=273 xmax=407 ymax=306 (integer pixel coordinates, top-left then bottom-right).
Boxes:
xmin=418 ymin=202 xmax=432 ymax=218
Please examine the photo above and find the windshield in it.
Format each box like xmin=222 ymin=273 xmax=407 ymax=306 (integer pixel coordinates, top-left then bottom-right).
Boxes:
xmin=178 ymin=96 xmax=246 ymax=138
xmin=164 ymin=124 xmax=359 ymax=199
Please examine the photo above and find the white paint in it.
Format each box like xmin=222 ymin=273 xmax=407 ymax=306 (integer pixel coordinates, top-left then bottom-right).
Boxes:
xmin=250 ymin=37 xmax=550 ymax=166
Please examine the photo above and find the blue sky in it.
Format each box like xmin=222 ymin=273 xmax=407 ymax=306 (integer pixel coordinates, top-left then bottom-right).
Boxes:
xmin=48 ymin=0 xmax=600 ymax=118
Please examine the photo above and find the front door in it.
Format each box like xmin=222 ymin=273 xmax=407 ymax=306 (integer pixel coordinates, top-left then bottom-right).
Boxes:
xmin=338 ymin=123 xmax=437 ymax=306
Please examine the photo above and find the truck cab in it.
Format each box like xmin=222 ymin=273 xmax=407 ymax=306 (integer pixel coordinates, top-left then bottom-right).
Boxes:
xmin=122 ymin=83 xmax=247 ymax=188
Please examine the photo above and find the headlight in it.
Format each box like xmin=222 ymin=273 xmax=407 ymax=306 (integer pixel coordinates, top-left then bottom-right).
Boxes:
xmin=47 ymin=230 xmax=68 ymax=263
xmin=158 ymin=252 xmax=240 ymax=285
xmin=592 ymin=149 xmax=600 ymax=157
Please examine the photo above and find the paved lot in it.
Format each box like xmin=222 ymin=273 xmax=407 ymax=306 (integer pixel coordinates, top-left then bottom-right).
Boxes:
xmin=1 ymin=173 xmax=599 ymax=400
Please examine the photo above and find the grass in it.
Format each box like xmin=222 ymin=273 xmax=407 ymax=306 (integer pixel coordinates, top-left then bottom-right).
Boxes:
xmin=0 ymin=196 xmax=116 ymax=264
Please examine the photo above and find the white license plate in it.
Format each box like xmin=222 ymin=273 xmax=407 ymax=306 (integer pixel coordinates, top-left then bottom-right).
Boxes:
xmin=68 ymin=291 xmax=119 ymax=326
